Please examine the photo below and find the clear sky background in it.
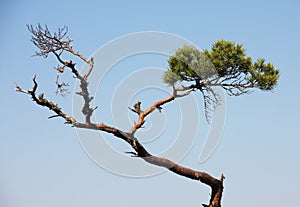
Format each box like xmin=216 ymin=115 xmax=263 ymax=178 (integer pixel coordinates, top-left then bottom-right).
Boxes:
xmin=1 ymin=0 xmax=300 ymax=207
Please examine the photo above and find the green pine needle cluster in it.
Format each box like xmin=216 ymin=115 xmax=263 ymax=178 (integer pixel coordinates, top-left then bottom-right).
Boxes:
xmin=248 ymin=59 xmax=279 ymax=91
xmin=163 ymin=40 xmax=279 ymax=92
xmin=163 ymin=45 xmax=215 ymax=85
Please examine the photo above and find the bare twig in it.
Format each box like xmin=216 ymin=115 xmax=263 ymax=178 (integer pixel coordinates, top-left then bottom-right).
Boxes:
xmin=55 ymin=75 xmax=69 ymax=97
xmin=128 ymin=85 xmax=195 ymax=135
xmin=28 ymin=24 xmax=95 ymax=124
xmin=48 ymin=115 xmax=60 ymax=119
xmin=16 ymin=76 xmax=76 ymax=125
xmin=27 ymin=24 xmax=70 ymax=58
xmin=19 ymin=25 xmax=225 ymax=207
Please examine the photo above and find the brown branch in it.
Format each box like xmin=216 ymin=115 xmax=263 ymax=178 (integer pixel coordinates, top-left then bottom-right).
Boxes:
xmin=52 ymin=46 xmax=94 ymax=124
xmin=22 ymin=25 xmax=225 ymax=206
xmin=128 ymin=95 xmax=175 ymax=135
xmin=28 ymin=24 xmax=94 ymax=82
xmin=16 ymin=76 xmax=76 ymax=125
xmin=64 ymin=45 xmax=94 ymax=80
xmin=52 ymin=49 xmax=94 ymax=124
xmin=16 ymin=76 xmax=224 ymax=206
xmin=128 ymin=86 xmax=194 ymax=135
xmin=74 ymin=121 xmax=224 ymax=207
xmin=54 ymin=54 xmax=94 ymax=124
xmin=83 ymin=57 xmax=94 ymax=81
xmin=27 ymin=24 xmax=96 ymax=125
xmin=128 ymin=135 xmax=223 ymax=207
xmin=176 ymin=88 xmax=194 ymax=97
xmin=53 ymin=49 xmax=94 ymax=124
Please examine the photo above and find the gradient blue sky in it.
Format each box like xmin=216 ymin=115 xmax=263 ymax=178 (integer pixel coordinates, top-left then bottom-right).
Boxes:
xmin=1 ymin=0 xmax=300 ymax=206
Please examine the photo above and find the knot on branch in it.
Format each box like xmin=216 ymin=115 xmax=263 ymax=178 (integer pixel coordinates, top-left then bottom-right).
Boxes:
xmin=219 ymin=173 xmax=225 ymax=182
xmin=129 ymin=101 xmax=143 ymax=115
xmin=38 ymin=93 xmax=44 ymax=101
xmin=87 ymin=57 xmax=94 ymax=65
xmin=65 ymin=60 xmax=76 ymax=68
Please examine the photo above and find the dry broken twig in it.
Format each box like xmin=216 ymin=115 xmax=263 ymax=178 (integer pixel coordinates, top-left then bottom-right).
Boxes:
xmin=16 ymin=24 xmax=224 ymax=207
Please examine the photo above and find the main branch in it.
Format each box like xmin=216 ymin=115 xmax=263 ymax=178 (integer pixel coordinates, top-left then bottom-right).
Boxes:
xmin=129 ymin=85 xmax=194 ymax=135
xmin=18 ymin=25 xmax=225 ymax=207
xmin=16 ymin=77 xmax=223 ymax=207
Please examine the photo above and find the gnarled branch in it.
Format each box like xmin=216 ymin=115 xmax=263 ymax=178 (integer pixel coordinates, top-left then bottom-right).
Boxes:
xmin=17 ymin=24 xmax=225 ymax=207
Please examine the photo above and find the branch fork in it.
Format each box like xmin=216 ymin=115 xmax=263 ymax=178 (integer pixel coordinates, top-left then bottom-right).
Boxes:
xmin=17 ymin=24 xmax=225 ymax=207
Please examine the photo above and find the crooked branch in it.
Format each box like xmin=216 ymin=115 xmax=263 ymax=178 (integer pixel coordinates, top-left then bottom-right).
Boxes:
xmin=28 ymin=24 xmax=96 ymax=124
xmin=15 ymin=76 xmax=76 ymax=125
xmin=20 ymin=24 xmax=225 ymax=207
xmin=16 ymin=76 xmax=224 ymax=206
xmin=128 ymin=86 xmax=194 ymax=135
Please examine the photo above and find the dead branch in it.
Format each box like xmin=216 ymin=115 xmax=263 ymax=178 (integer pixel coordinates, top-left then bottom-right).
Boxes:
xmin=16 ymin=76 xmax=76 ymax=125
xmin=55 ymin=75 xmax=69 ymax=97
xmin=28 ymin=24 xmax=95 ymax=124
xmin=18 ymin=24 xmax=225 ymax=207
xmin=17 ymin=76 xmax=224 ymax=207
xmin=128 ymin=85 xmax=197 ymax=135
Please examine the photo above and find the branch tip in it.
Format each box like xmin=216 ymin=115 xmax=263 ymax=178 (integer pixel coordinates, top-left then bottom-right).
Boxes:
xmin=48 ymin=115 xmax=60 ymax=119
xmin=125 ymin=151 xmax=138 ymax=157
xmin=219 ymin=173 xmax=225 ymax=182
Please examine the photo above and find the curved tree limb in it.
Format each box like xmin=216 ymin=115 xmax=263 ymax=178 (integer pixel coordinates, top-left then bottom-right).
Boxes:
xmin=17 ymin=24 xmax=225 ymax=207
xmin=128 ymin=85 xmax=194 ymax=135
xmin=16 ymin=75 xmax=224 ymax=207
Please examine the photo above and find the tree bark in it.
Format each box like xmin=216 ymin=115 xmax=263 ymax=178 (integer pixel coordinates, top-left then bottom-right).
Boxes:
xmin=17 ymin=78 xmax=224 ymax=207
xmin=78 ymin=123 xmax=224 ymax=207
xmin=17 ymin=25 xmax=224 ymax=206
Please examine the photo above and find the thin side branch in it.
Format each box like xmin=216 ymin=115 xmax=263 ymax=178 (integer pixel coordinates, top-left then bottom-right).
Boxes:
xmin=55 ymin=75 xmax=69 ymax=97
xmin=28 ymin=24 xmax=95 ymax=124
xmin=128 ymin=85 xmax=194 ymax=135
xmin=20 ymin=25 xmax=225 ymax=207
xmin=16 ymin=75 xmax=224 ymax=206
xmin=75 ymin=121 xmax=224 ymax=207
xmin=16 ymin=76 xmax=76 ymax=125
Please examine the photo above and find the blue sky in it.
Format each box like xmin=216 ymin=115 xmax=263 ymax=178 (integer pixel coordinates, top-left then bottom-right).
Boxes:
xmin=1 ymin=0 xmax=300 ymax=206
